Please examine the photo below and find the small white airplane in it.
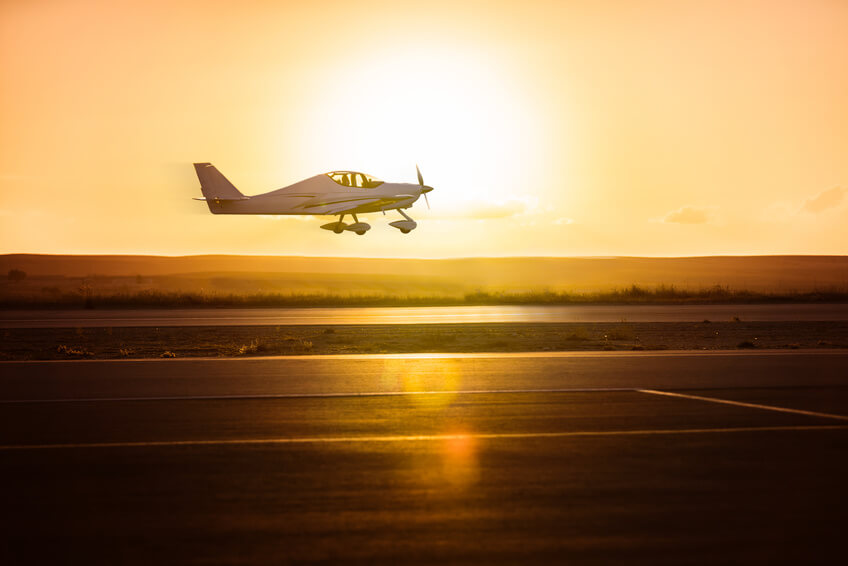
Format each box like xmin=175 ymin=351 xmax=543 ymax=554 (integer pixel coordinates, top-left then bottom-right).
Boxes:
xmin=193 ymin=163 xmax=434 ymax=235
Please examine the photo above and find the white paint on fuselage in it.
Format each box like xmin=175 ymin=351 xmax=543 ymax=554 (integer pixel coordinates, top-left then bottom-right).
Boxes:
xmin=207 ymin=175 xmax=422 ymax=216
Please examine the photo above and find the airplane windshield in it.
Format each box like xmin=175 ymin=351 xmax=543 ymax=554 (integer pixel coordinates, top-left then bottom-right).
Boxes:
xmin=327 ymin=171 xmax=383 ymax=188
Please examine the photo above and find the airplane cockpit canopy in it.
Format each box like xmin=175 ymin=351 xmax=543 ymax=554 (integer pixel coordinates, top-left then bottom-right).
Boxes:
xmin=327 ymin=171 xmax=384 ymax=189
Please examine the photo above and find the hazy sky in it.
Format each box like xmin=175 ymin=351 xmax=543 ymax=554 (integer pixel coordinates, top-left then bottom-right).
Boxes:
xmin=1 ymin=0 xmax=846 ymax=257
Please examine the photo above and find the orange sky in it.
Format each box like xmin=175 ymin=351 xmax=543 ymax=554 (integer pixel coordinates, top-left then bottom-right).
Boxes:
xmin=1 ymin=0 xmax=846 ymax=257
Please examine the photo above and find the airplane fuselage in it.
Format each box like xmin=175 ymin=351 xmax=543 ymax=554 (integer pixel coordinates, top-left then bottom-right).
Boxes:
xmin=205 ymin=175 xmax=422 ymax=216
xmin=194 ymin=164 xmax=433 ymax=235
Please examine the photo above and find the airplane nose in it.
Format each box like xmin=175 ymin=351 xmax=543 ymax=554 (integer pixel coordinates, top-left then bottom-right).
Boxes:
xmin=421 ymin=186 xmax=434 ymax=194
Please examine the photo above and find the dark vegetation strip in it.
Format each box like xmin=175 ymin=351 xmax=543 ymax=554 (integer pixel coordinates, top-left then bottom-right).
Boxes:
xmin=3 ymin=286 xmax=848 ymax=309
xmin=2 ymin=321 xmax=847 ymax=360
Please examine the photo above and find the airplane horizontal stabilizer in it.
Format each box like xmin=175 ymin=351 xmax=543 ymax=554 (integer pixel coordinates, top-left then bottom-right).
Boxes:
xmin=192 ymin=196 xmax=249 ymax=201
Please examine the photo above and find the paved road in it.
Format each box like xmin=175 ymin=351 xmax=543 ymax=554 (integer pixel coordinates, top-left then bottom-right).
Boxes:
xmin=3 ymin=303 xmax=848 ymax=328
xmin=2 ymin=352 xmax=847 ymax=564
xmin=2 ymin=350 xmax=848 ymax=401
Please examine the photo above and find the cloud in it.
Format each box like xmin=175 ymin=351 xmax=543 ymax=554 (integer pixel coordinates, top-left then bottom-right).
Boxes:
xmin=553 ymin=217 xmax=574 ymax=225
xmin=431 ymin=197 xmax=533 ymax=220
xmin=663 ymin=206 xmax=711 ymax=224
xmin=803 ymin=187 xmax=846 ymax=213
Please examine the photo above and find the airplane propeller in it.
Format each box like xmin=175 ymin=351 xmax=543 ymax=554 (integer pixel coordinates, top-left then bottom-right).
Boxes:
xmin=416 ymin=164 xmax=433 ymax=209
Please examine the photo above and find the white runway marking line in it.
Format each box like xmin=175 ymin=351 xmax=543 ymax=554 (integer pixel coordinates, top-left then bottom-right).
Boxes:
xmin=638 ymin=389 xmax=848 ymax=422
xmin=2 ymin=425 xmax=846 ymax=451
xmin=0 ymin=387 xmax=636 ymax=404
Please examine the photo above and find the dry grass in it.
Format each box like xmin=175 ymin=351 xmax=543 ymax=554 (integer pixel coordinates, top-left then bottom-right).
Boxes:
xmin=604 ymin=323 xmax=635 ymax=341
xmin=56 ymin=344 xmax=93 ymax=357
xmin=3 ymin=255 xmax=848 ymax=308
xmin=563 ymin=326 xmax=591 ymax=341
xmin=1 ymin=321 xmax=846 ymax=360
xmin=2 ymin=285 xmax=847 ymax=309
xmin=4 ymin=254 xmax=848 ymax=294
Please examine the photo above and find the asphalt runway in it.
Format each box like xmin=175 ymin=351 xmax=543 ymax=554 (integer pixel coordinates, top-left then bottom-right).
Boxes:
xmin=2 ymin=351 xmax=847 ymax=564
xmin=3 ymin=302 xmax=848 ymax=328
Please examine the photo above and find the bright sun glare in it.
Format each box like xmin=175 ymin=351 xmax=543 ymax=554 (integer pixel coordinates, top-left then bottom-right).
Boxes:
xmin=297 ymin=46 xmax=548 ymax=207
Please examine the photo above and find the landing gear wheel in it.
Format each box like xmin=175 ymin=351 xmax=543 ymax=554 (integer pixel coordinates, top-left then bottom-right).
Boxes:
xmin=390 ymin=210 xmax=417 ymax=234
xmin=355 ymin=230 xmax=365 ymax=235
xmin=334 ymin=215 xmax=346 ymax=233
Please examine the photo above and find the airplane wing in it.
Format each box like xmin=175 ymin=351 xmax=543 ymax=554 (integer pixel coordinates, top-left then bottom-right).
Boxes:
xmin=302 ymin=196 xmax=414 ymax=215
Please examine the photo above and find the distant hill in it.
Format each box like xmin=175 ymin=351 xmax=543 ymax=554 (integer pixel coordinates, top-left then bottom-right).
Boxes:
xmin=2 ymin=254 xmax=847 ymax=294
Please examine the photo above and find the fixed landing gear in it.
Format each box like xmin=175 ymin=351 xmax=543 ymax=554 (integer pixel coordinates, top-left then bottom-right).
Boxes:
xmin=320 ymin=214 xmax=370 ymax=235
xmin=346 ymin=214 xmax=371 ymax=235
xmin=389 ymin=209 xmax=417 ymax=234
xmin=321 ymin=210 xmax=419 ymax=235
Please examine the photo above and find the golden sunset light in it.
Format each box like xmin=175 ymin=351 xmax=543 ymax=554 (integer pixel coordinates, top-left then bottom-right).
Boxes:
xmin=2 ymin=0 xmax=846 ymax=256
xmin=3 ymin=4 xmax=848 ymax=564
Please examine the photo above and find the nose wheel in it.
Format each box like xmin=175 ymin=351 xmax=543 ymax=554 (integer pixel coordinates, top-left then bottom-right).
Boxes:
xmin=389 ymin=209 xmax=417 ymax=234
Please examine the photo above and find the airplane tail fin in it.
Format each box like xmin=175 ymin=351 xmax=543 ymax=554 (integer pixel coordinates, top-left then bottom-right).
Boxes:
xmin=193 ymin=163 xmax=246 ymax=201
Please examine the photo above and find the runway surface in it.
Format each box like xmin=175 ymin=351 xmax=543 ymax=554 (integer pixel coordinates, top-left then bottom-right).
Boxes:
xmin=2 ymin=351 xmax=847 ymax=564
xmin=3 ymin=302 xmax=848 ymax=328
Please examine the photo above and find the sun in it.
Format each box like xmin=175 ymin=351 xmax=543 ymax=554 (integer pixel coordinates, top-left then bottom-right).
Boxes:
xmin=294 ymin=44 xmax=548 ymax=207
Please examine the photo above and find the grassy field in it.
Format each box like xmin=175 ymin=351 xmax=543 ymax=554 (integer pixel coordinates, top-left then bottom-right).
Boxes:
xmin=4 ymin=255 xmax=848 ymax=293
xmin=2 ymin=321 xmax=847 ymax=360
xmin=2 ymin=286 xmax=848 ymax=309
xmin=3 ymin=254 xmax=847 ymax=308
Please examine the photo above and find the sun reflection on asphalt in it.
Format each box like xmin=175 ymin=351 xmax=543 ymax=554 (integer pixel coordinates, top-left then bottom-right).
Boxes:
xmin=440 ymin=432 xmax=480 ymax=489
xmin=379 ymin=358 xmax=464 ymax=407
xmin=376 ymin=358 xmax=482 ymax=489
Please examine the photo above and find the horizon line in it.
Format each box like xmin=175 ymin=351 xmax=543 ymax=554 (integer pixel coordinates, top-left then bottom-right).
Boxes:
xmin=3 ymin=252 xmax=848 ymax=261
